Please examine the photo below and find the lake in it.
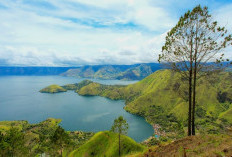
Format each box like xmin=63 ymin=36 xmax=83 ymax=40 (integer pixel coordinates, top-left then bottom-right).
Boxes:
xmin=0 ymin=76 xmax=154 ymax=142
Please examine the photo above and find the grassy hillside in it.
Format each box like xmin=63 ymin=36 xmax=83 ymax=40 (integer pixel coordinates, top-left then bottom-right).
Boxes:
xmin=79 ymin=70 xmax=232 ymax=137
xmin=41 ymin=69 xmax=232 ymax=139
xmin=39 ymin=84 xmax=67 ymax=93
xmin=141 ymin=134 xmax=232 ymax=157
xmin=69 ymin=131 xmax=145 ymax=157
xmin=62 ymin=80 xmax=93 ymax=92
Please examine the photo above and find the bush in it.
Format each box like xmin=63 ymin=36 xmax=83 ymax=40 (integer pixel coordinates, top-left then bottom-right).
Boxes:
xmin=146 ymin=137 xmax=161 ymax=146
xmin=196 ymin=107 xmax=206 ymax=118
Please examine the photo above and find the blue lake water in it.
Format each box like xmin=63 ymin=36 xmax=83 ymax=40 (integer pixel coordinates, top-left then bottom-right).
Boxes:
xmin=0 ymin=76 xmax=154 ymax=142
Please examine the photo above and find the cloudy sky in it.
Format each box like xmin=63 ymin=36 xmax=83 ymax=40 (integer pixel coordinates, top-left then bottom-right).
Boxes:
xmin=0 ymin=0 xmax=232 ymax=66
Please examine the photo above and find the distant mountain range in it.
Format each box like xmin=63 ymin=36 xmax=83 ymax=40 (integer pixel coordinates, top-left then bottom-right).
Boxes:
xmin=60 ymin=63 xmax=162 ymax=80
xmin=0 ymin=67 xmax=74 ymax=76
xmin=1 ymin=62 xmax=230 ymax=80
xmin=0 ymin=63 xmax=161 ymax=80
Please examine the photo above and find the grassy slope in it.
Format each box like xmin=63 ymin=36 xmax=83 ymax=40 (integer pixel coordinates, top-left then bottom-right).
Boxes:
xmin=40 ymin=69 xmax=232 ymax=137
xmin=141 ymin=134 xmax=232 ymax=157
xmin=62 ymin=80 xmax=93 ymax=92
xmin=77 ymin=70 xmax=232 ymax=137
xmin=39 ymin=84 xmax=67 ymax=93
xmin=69 ymin=131 xmax=145 ymax=157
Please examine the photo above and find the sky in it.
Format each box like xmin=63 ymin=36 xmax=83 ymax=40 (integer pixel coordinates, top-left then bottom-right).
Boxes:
xmin=0 ymin=0 xmax=232 ymax=66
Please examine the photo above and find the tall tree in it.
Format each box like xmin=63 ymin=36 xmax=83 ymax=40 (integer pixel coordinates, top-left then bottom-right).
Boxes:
xmin=111 ymin=116 xmax=129 ymax=157
xmin=159 ymin=5 xmax=232 ymax=136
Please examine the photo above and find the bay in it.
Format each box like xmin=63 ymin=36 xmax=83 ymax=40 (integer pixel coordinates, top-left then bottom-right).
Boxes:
xmin=0 ymin=76 xmax=153 ymax=142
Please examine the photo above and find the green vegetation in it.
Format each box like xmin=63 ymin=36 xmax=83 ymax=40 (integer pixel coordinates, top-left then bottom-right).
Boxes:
xmin=40 ymin=70 xmax=231 ymax=142
xmin=44 ymin=70 xmax=232 ymax=139
xmin=50 ymin=126 xmax=71 ymax=156
xmin=62 ymin=80 xmax=93 ymax=92
xmin=1 ymin=118 xmax=231 ymax=157
xmin=0 ymin=120 xmax=28 ymax=131
xmin=0 ymin=118 xmax=94 ymax=156
xmin=142 ymin=134 xmax=232 ymax=157
xmin=39 ymin=84 xmax=67 ymax=93
xmin=0 ymin=127 xmax=27 ymax=156
xmin=78 ymin=82 xmax=125 ymax=99
xmin=69 ymin=131 xmax=145 ymax=157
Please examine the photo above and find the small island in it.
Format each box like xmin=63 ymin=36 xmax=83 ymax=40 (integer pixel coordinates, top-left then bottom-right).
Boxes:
xmin=39 ymin=84 xmax=67 ymax=93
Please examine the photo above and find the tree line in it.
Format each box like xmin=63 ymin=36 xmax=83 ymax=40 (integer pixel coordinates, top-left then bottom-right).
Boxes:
xmin=0 ymin=126 xmax=73 ymax=157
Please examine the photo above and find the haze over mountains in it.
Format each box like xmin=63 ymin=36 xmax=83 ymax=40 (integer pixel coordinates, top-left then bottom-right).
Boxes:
xmin=61 ymin=63 xmax=161 ymax=80
xmin=0 ymin=67 xmax=73 ymax=76
xmin=0 ymin=63 xmax=161 ymax=80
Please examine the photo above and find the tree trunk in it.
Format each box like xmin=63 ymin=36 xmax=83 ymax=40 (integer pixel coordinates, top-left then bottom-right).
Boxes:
xmin=192 ymin=65 xmax=196 ymax=135
xmin=192 ymin=28 xmax=198 ymax=136
xmin=188 ymin=69 xmax=192 ymax=136
xmin=119 ymin=133 xmax=121 ymax=157
xmin=188 ymin=41 xmax=193 ymax=136
xmin=192 ymin=40 xmax=198 ymax=136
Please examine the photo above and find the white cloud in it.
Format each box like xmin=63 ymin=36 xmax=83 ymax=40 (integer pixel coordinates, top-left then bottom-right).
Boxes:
xmin=0 ymin=46 xmax=88 ymax=66
xmin=214 ymin=4 xmax=232 ymax=31
xmin=0 ymin=0 xmax=231 ymax=66
xmin=132 ymin=1 xmax=175 ymax=31
xmin=213 ymin=4 xmax=232 ymax=59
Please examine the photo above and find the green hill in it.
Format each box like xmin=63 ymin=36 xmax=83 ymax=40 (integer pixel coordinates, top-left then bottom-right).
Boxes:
xmin=39 ymin=84 xmax=67 ymax=93
xmin=76 ymin=70 xmax=232 ymax=137
xmin=41 ymin=69 xmax=232 ymax=138
xmin=62 ymin=80 xmax=93 ymax=92
xmin=69 ymin=131 xmax=145 ymax=157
